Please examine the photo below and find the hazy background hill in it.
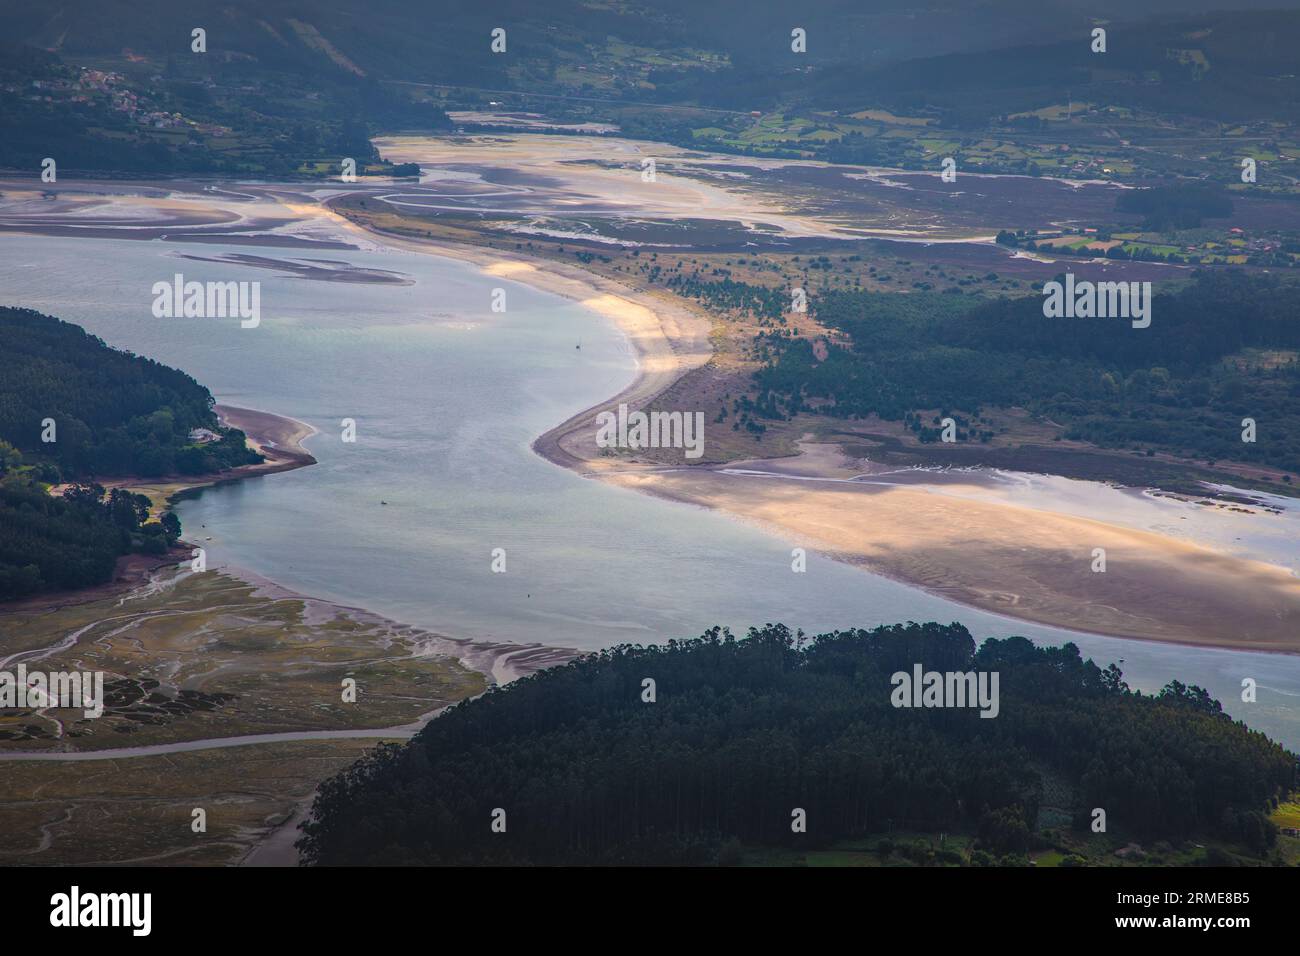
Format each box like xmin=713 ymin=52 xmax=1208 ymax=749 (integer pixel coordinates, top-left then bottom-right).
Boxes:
xmin=3 ymin=1 xmax=1300 ymax=172
xmin=8 ymin=0 xmax=1300 ymax=73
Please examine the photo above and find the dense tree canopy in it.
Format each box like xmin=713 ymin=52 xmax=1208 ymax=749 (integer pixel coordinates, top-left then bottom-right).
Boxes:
xmin=1115 ymin=183 xmax=1235 ymax=231
xmin=0 ymin=479 xmax=182 ymax=599
xmin=298 ymin=622 xmax=1296 ymax=865
xmin=0 ymin=308 xmax=252 ymax=599
xmin=0 ymin=307 xmax=259 ymax=479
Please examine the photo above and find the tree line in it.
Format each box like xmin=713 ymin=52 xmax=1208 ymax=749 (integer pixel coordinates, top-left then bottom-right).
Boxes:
xmin=0 ymin=308 xmax=254 ymax=599
xmin=0 ymin=479 xmax=182 ymax=599
xmin=0 ymin=307 xmax=259 ymax=479
xmin=748 ymin=270 xmax=1300 ymax=476
xmin=298 ymin=622 xmax=1296 ymax=865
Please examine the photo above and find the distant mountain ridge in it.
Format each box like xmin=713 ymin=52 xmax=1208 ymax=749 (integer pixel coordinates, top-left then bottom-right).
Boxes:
xmin=5 ymin=2 xmax=1300 ymax=175
xmin=7 ymin=0 xmax=1298 ymax=75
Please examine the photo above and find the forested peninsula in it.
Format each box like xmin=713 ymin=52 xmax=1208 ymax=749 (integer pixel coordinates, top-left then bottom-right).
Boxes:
xmin=0 ymin=307 xmax=260 ymax=598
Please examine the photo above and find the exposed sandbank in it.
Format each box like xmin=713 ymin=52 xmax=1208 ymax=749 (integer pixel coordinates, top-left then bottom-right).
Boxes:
xmin=605 ymin=448 xmax=1300 ymax=653
xmin=347 ymin=223 xmax=1300 ymax=654
xmin=314 ymin=200 xmax=716 ymax=469
xmin=13 ymin=175 xmax=1299 ymax=654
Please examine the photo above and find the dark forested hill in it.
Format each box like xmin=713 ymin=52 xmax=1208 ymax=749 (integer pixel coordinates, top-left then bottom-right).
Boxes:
xmin=7 ymin=0 xmax=1293 ymax=80
xmin=0 ymin=308 xmax=257 ymax=599
xmin=5 ymin=1 xmax=1300 ymax=174
xmin=0 ymin=479 xmax=179 ymax=598
xmin=0 ymin=307 xmax=258 ymax=479
xmin=298 ymin=622 xmax=1297 ymax=866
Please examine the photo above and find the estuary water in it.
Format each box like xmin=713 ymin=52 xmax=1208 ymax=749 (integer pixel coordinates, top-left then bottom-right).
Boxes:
xmin=4 ymin=229 xmax=1300 ymax=747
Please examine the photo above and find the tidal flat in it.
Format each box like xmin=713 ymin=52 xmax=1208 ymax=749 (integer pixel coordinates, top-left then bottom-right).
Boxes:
xmin=0 ymin=738 xmax=381 ymax=865
xmin=3 ymin=152 xmax=1300 ymax=867
xmin=0 ymin=566 xmax=504 ymax=865
xmin=0 ymin=568 xmax=489 ymax=750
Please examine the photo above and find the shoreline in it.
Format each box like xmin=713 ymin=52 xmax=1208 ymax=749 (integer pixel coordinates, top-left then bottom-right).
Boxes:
xmin=332 ymin=207 xmax=1300 ymax=657
xmin=9 ymin=391 xmax=576 ymax=690
xmin=318 ymin=202 xmax=715 ymax=471
xmin=0 ymin=559 xmax=577 ymax=868
xmin=4 ymin=174 xmax=1299 ymax=867
xmin=7 ymin=405 xmax=319 ymax=617
xmin=45 ymin=403 xmax=317 ymax=514
xmin=189 ymin=403 xmax=318 ymax=499
xmin=8 ymin=183 xmax=1300 ymax=655
xmin=608 ymin=454 xmax=1300 ymax=656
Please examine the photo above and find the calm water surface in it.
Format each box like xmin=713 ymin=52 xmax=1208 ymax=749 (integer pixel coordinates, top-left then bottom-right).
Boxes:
xmin=4 ymin=231 xmax=1299 ymax=746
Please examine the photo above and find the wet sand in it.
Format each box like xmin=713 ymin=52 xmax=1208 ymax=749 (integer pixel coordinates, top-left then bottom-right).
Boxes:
xmin=369 ymin=132 xmax=1081 ymax=242
xmin=604 ymin=452 xmax=1300 ymax=653
xmin=481 ymin=267 xmax=1300 ymax=654
xmin=5 ymin=171 xmax=1299 ymax=870
xmin=312 ymin=176 xmax=1300 ymax=654
xmin=216 ymin=404 xmax=316 ymax=469
xmin=9 ymin=174 xmax=1299 ymax=654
